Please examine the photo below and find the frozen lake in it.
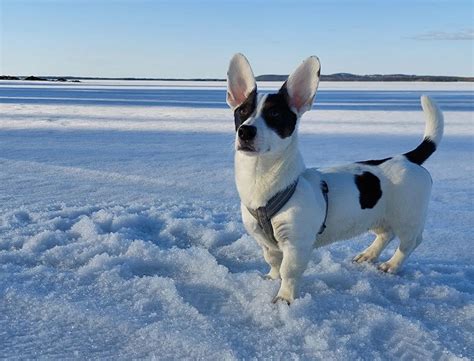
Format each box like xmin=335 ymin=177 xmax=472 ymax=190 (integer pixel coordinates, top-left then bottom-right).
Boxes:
xmin=1 ymin=81 xmax=473 ymax=111
xmin=0 ymin=80 xmax=473 ymax=359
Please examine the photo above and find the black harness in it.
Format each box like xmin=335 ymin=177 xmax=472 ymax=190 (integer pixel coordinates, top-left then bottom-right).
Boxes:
xmin=247 ymin=180 xmax=329 ymax=246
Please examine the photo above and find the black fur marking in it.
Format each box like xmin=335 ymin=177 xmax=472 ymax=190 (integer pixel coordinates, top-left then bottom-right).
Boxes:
xmin=261 ymin=82 xmax=297 ymax=138
xmin=354 ymin=172 xmax=382 ymax=209
xmin=234 ymin=87 xmax=257 ymax=131
xmin=404 ymin=137 xmax=436 ymax=165
xmin=357 ymin=157 xmax=391 ymax=166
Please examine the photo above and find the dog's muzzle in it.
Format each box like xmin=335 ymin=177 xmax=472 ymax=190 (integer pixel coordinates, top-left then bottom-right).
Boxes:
xmin=238 ymin=125 xmax=256 ymax=140
xmin=237 ymin=125 xmax=257 ymax=152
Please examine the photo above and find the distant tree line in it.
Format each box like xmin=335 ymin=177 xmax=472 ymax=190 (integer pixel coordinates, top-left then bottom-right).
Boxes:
xmin=1 ymin=74 xmax=472 ymax=82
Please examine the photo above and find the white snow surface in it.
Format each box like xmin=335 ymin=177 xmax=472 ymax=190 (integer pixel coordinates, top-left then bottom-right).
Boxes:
xmin=0 ymin=81 xmax=473 ymax=360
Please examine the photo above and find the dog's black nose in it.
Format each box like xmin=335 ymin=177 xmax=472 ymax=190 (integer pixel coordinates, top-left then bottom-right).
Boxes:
xmin=238 ymin=125 xmax=257 ymax=141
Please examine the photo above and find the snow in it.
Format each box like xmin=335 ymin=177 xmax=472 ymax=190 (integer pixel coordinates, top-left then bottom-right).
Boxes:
xmin=0 ymin=80 xmax=473 ymax=359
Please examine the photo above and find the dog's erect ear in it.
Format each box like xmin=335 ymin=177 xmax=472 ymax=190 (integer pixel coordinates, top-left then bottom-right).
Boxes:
xmin=227 ymin=53 xmax=257 ymax=110
xmin=282 ymin=56 xmax=320 ymax=115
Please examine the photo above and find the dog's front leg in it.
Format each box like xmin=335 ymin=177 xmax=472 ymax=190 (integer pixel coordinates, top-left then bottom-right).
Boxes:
xmin=272 ymin=240 xmax=312 ymax=304
xmin=262 ymin=247 xmax=283 ymax=280
xmin=242 ymin=206 xmax=283 ymax=279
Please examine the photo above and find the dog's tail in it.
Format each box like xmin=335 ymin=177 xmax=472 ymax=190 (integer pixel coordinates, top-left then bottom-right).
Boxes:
xmin=403 ymin=95 xmax=444 ymax=165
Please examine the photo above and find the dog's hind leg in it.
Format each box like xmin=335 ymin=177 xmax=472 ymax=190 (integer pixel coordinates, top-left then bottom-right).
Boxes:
xmin=353 ymin=228 xmax=394 ymax=264
xmin=378 ymin=232 xmax=423 ymax=273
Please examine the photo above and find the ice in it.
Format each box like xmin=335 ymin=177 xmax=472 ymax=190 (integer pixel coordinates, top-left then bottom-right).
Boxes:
xmin=0 ymin=80 xmax=472 ymax=359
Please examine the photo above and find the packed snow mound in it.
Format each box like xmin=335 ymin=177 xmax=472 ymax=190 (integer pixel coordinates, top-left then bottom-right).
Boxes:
xmin=1 ymin=201 xmax=472 ymax=359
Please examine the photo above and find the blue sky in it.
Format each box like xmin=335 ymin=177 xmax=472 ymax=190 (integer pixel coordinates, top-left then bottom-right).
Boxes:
xmin=1 ymin=0 xmax=473 ymax=78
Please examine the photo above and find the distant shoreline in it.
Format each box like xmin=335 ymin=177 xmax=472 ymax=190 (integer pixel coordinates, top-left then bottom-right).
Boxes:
xmin=1 ymin=74 xmax=473 ymax=82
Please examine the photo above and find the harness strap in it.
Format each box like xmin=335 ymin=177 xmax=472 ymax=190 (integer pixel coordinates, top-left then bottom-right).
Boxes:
xmin=247 ymin=181 xmax=298 ymax=246
xmin=318 ymin=181 xmax=329 ymax=235
xmin=247 ymin=180 xmax=329 ymax=246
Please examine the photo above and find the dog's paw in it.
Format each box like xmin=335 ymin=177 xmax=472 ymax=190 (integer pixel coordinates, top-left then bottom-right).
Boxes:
xmin=260 ymin=267 xmax=281 ymax=280
xmin=353 ymin=251 xmax=378 ymax=264
xmin=262 ymin=274 xmax=276 ymax=280
xmin=378 ymin=261 xmax=399 ymax=274
xmin=271 ymin=296 xmax=291 ymax=305
xmin=353 ymin=247 xmax=380 ymax=264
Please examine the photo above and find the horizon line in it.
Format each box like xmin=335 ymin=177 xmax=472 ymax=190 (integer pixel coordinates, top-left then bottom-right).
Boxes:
xmin=2 ymin=73 xmax=473 ymax=82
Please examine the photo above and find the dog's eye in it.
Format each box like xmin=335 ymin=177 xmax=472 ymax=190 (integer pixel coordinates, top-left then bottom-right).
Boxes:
xmin=238 ymin=107 xmax=249 ymax=116
xmin=269 ymin=109 xmax=280 ymax=118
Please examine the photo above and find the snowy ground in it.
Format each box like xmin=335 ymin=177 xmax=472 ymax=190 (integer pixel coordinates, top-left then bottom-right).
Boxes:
xmin=0 ymin=81 xmax=473 ymax=359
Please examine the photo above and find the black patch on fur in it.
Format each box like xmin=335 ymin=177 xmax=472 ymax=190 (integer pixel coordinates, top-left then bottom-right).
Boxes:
xmin=354 ymin=171 xmax=382 ymax=209
xmin=261 ymin=82 xmax=297 ymax=138
xmin=234 ymin=87 xmax=257 ymax=131
xmin=404 ymin=137 xmax=436 ymax=165
xmin=357 ymin=157 xmax=392 ymax=166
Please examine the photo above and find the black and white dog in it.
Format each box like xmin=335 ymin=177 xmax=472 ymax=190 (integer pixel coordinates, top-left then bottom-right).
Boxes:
xmin=226 ymin=54 xmax=444 ymax=304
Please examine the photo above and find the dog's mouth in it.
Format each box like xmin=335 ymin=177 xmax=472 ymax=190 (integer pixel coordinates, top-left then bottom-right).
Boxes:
xmin=237 ymin=143 xmax=257 ymax=153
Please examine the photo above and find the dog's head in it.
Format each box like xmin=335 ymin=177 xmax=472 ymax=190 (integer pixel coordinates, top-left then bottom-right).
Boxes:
xmin=227 ymin=53 xmax=320 ymax=156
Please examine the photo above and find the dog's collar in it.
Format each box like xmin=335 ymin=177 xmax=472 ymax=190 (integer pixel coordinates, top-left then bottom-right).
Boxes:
xmin=247 ymin=180 xmax=329 ymax=246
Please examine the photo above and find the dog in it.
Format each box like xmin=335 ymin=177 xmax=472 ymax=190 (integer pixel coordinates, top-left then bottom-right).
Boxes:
xmin=226 ymin=53 xmax=444 ymax=304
